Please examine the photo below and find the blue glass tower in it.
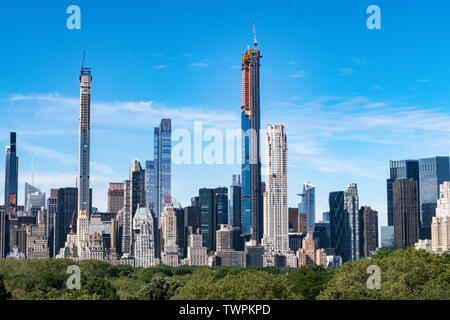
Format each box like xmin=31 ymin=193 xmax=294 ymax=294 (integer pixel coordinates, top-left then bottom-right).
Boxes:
xmin=329 ymin=191 xmax=351 ymax=262
xmin=241 ymin=111 xmax=251 ymax=235
xmin=298 ymin=183 xmax=315 ymax=232
xmin=150 ymin=119 xmax=171 ymax=228
xmin=418 ymin=157 xmax=450 ymax=239
xmin=4 ymin=132 xmax=18 ymax=219
xmin=387 ymin=160 xmax=419 ymax=226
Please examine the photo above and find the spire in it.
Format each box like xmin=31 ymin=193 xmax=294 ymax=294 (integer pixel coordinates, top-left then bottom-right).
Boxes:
xmin=253 ymin=21 xmax=257 ymax=48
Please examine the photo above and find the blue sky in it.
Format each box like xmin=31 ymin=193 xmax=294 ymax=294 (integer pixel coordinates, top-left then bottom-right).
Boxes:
xmin=1 ymin=0 xmax=450 ymax=229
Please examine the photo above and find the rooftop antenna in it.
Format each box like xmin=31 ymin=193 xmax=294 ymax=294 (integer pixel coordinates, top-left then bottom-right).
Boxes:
xmin=31 ymin=156 xmax=34 ymax=185
xmin=253 ymin=20 xmax=257 ymax=48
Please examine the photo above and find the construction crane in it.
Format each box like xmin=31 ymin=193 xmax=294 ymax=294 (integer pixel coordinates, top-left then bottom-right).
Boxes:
xmin=253 ymin=21 xmax=257 ymax=48
xmin=69 ymin=208 xmax=76 ymax=234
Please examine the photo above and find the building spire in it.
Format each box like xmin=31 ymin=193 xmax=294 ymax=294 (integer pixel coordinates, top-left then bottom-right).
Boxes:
xmin=253 ymin=21 xmax=257 ymax=48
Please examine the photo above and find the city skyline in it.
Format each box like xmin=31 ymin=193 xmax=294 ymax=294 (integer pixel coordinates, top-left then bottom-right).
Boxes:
xmin=2 ymin=1 xmax=450 ymax=231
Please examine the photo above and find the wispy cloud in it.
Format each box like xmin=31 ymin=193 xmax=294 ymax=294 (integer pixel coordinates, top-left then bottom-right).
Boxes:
xmin=189 ymin=59 xmax=209 ymax=68
xmin=339 ymin=67 xmax=355 ymax=75
xmin=291 ymin=70 xmax=306 ymax=78
xmin=153 ymin=64 xmax=170 ymax=69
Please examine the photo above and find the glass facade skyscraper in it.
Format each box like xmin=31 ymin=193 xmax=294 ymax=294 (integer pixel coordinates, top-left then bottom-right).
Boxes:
xmin=344 ymin=183 xmax=361 ymax=261
xmin=147 ymin=119 xmax=171 ymax=228
xmin=387 ymin=160 xmax=419 ymax=226
xmin=298 ymin=183 xmax=315 ymax=232
xmin=418 ymin=157 xmax=450 ymax=239
xmin=329 ymin=191 xmax=351 ymax=262
xmin=4 ymin=132 xmax=18 ymax=219
xmin=229 ymin=174 xmax=241 ymax=229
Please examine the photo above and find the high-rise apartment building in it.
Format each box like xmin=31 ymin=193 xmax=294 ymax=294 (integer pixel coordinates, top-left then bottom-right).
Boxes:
xmin=133 ymin=206 xmax=155 ymax=267
xmin=26 ymin=222 xmax=49 ymax=259
xmin=151 ymin=119 xmax=172 ymax=227
xmin=387 ymin=160 xmax=419 ymax=226
xmin=107 ymin=183 xmax=124 ymax=215
xmin=241 ymin=30 xmax=262 ymax=243
xmin=299 ymin=183 xmax=315 ymax=232
xmin=160 ymin=203 xmax=177 ymax=252
xmin=215 ymin=187 xmax=228 ymax=228
xmin=78 ymin=62 xmax=92 ymax=220
xmin=418 ymin=157 xmax=450 ymax=239
xmin=360 ymin=206 xmax=378 ymax=257
xmin=46 ymin=189 xmax=58 ymax=257
xmin=262 ymin=124 xmax=289 ymax=266
xmin=431 ymin=181 xmax=450 ymax=253
xmin=183 ymin=205 xmax=200 ymax=256
xmin=184 ymin=233 xmax=208 ymax=266
xmin=344 ymin=183 xmax=361 ymax=261
xmin=393 ymin=178 xmax=419 ymax=249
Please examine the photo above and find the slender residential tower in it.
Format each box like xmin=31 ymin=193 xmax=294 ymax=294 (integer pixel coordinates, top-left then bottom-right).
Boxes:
xmin=262 ymin=125 xmax=289 ymax=264
xmin=241 ymin=22 xmax=263 ymax=243
xmin=78 ymin=53 xmax=92 ymax=220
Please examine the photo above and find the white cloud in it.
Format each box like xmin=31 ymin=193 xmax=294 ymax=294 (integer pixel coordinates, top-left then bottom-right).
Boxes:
xmin=339 ymin=67 xmax=355 ymax=75
xmin=291 ymin=70 xmax=306 ymax=78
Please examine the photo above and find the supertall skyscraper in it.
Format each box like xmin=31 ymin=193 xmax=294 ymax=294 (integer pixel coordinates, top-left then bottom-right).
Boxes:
xmin=262 ymin=125 xmax=289 ymax=265
xmin=5 ymin=132 xmax=18 ymax=219
xmin=241 ymin=24 xmax=262 ymax=243
xmin=147 ymin=119 xmax=172 ymax=228
xmin=2 ymin=133 xmax=18 ymax=258
xmin=78 ymin=57 xmax=92 ymax=220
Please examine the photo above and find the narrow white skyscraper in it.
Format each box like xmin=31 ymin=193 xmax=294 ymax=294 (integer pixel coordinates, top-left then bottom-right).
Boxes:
xmin=78 ymin=53 xmax=92 ymax=219
xmin=262 ymin=124 xmax=290 ymax=266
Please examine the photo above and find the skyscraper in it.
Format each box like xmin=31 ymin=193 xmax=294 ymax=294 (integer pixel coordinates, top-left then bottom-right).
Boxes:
xmin=215 ymin=187 xmax=228 ymax=229
xmin=107 ymin=183 xmax=124 ymax=215
xmin=199 ymin=188 xmax=216 ymax=252
xmin=145 ymin=160 xmax=157 ymax=212
xmin=4 ymin=132 xmax=18 ymax=221
xmin=78 ymin=59 xmax=92 ymax=220
xmin=55 ymin=188 xmax=77 ymax=257
xmin=133 ymin=206 xmax=155 ymax=267
xmin=387 ymin=160 xmax=419 ymax=226
xmin=229 ymin=174 xmax=241 ymax=229
xmin=344 ymin=183 xmax=361 ymax=261
xmin=122 ymin=159 xmax=146 ymax=255
xmin=46 ymin=189 xmax=58 ymax=257
xmin=431 ymin=181 xmax=450 ymax=253
xmin=24 ymin=183 xmax=40 ymax=213
xmin=262 ymin=124 xmax=289 ymax=266
xmin=241 ymin=26 xmax=262 ymax=243
xmin=393 ymin=178 xmax=419 ymax=249
xmin=152 ymin=119 xmax=172 ymax=227
xmin=360 ymin=206 xmax=378 ymax=257
xmin=329 ymin=191 xmax=351 ymax=262
xmin=298 ymin=183 xmax=315 ymax=232
xmin=418 ymin=157 xmax=450 ymax=239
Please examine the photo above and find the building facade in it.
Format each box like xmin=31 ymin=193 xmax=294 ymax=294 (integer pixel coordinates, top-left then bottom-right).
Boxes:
xmin=344 ymin=183 xmax=361 ymax=261
xmin=418 ymin=157 xmax=450 ymax=239
xmin=431 ymin=181 xmax=450 ymax=253
xmin=78 ymin=64 xmax=92 ymax=220
xmin=329 ymin=191 xmax=351 ymax=262
xmin=393 ymin=178 xmax=419 ymax=249
xmin=107 ymin=183 xmax=124 ymax=215
xmin=241 ymin=36 xmax=263 ymax=243
xmin=262 ymin=124 xmax=290 ymax=266
xmin=133 ymin=206 xmax=155 ymax=267
xmin=360 ymin=206 xmax=378 ymax=257
xmin=298 ymin=183 xmax=315 ymax=232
